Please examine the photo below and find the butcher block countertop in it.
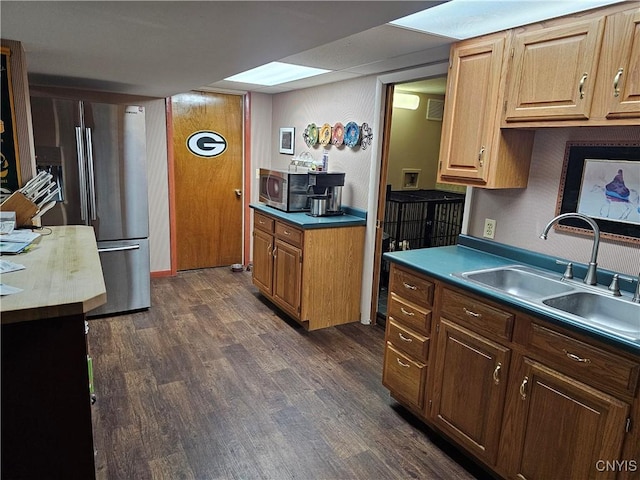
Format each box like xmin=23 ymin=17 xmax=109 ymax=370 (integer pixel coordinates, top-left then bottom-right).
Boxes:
xmin=1 ymin=225 xmax=106 ymax=324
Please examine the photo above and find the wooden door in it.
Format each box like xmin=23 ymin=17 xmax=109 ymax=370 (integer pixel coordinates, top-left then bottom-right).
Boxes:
xmin=171 ymin=91 xmax=243 ymax=270
xmin=504 ymin=18 xmax=605 ymax=121
xmin=272 ymin=238 xmax=302 ymax=318
xmin=499 ymin=357 xmax=629 ymax=480
xmin=431 ymin=319 xmax=511 ymax=466
xmin=438 ymin=34 xmax=505 ymax=184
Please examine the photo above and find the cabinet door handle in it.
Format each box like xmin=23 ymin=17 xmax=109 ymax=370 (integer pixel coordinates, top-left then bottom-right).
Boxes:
xmin=402 ymin=282 xmax=417 ymax=290
xmin=396 ymin=358 xmax=410 ymax=368
xmin=463 ymin=307 xmax=482 ymax=319
xmin=267 ymin=243 xmax=272 ymax=256
xmin=579 ymin=72 xmax=588 ymax=99
xmin=400 ymin=307 xmax=415 ymax=316
xmin=563 ymin=349 xmax=591 ymax=364
xmin=478 ymin=146 xmax=485 ymax=167
xmin=493 ymin=362 xmax=502 ymax=385
xmin=613 ymin=67 xmax=624 ymax=97
xmin=273 ymin=246 xmax=277 ymax=258
xmin=398 ymin=333 xmax=413 ymax=343
xmin=519 ymin=376 xmax=529 ymax=400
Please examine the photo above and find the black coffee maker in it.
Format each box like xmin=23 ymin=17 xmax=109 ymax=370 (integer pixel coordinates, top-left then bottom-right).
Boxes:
xmin=307 ymin=172 xmax=345 ymax=217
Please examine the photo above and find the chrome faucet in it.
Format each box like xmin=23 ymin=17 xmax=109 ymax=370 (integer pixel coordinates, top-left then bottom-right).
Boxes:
xmin=540 ymin=213 xmax=600 ymax=285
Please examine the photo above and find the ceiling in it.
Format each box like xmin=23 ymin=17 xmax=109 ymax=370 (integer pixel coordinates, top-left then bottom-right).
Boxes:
xmin=1 ymin=1 xmax=453 ymax=98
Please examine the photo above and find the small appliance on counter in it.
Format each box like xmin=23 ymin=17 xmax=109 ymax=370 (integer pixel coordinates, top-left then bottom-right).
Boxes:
xmin=259 ymin=168 xmax=310 ymax=212
xmin=307 ymin=171 xmax=345 ymax=217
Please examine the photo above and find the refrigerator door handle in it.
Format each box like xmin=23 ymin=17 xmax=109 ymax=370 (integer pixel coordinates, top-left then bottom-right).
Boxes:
xmin=85 ymin=127 xmax=97 ymax=221
xmin=98 ymin=244 xmax=141 ymax=253
xmin=75 ymin=126 xmax=88 ymax=222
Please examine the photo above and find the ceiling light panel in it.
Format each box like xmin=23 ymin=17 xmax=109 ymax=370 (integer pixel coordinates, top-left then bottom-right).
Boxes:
xmin=224 ymin=62 xmax=331 ymax=86
xmin=390 ymin=0 xmax=626 ymax=40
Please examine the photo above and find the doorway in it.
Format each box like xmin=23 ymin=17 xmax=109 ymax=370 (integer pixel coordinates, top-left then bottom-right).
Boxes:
xmin=171 ymin=91 xmax=244 ymax=271
xmin=373 ymin=77 xmax=466 ymax=327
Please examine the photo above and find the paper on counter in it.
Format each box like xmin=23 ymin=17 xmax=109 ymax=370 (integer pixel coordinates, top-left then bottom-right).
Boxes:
xmin=0 ymin=283 xmax=23 ymax=296
xmin=1 ymin=231 xmax=40 ymax=243
xmin=0 ymin=260 xmax=26 ymax=273
xmin=0 ymin=221 xmax=15 ymax=235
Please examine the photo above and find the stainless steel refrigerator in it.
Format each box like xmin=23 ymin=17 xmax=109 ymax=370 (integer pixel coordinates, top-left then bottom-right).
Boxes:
xmin=30 ymin=96 xmax=150 ymax=316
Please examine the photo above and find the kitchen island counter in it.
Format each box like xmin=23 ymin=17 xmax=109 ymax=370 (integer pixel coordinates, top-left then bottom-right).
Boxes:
xmin=1 ymin=225 xmax=105 ymax=479
xmin=1 ymin=225 xmax=106 ymax=323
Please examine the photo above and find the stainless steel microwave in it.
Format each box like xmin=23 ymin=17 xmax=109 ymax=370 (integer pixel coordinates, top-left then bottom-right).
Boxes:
xmin=258 ymin=168 xmax=310 ymax=212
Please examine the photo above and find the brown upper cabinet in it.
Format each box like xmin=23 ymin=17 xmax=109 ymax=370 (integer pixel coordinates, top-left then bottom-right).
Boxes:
xmin=437 ymin=3 xmax=638 ymax=189
xmin=437 ymin=32 xmax=535 ymax=189
xmin=596 ymin=9 xmax=640 ymax=120
xmin=503 ymin=5 xmax=640 ymax=125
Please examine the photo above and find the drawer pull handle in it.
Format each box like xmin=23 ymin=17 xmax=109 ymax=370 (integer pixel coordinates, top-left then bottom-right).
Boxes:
xmin=519 ymin=376 xmax=529 ymax=400
xmin=493 ymin=363 xmax=502 ymax=385
xmin=403 ymin=282 xmax=417 ymax=290
xmin=283 ymin=230 xmax=291 ymax=235
xmin=396 ymin=358 xmax=410 ymax=368
xmin=613 ymin=67 xmax=623 ymax=97
xmin=563 ymin=349 xmax=591 ymax=364
xmin=259 ymin=220 xmax=266 ymax=224
xmin=463 ymin=307 xmax=482 ymax=319
xmin=400 ymin=307 xmax=415 ymax=316
xmin=398 ymin=333 xmax=413 ymax=343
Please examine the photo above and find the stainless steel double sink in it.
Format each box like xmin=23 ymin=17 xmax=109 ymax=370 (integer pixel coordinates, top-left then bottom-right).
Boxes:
xmin=452 ymin=265 xmax=640 ymax=341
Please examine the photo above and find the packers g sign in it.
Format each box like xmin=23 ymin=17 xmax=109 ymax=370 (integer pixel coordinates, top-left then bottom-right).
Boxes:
xmin=186 ymin=130 xmax=227 ymax=158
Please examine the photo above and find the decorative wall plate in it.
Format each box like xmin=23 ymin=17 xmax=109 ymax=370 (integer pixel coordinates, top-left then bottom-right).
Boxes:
xmin=331 ymin=122 xmax=344 ymax=146
xmin=304 ymin=123 xmax=318 ymax=147
xmin=319 ymin=123 xmax=332 ymax=146
xmin=344 ymin=121 xmax=360 ymax=148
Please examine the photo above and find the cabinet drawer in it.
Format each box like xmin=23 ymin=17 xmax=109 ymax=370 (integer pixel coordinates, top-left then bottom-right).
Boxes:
xmin=441 ymin=288 xmax=514 ymax=341
xmin=390 ymin=266 xmax=434 ymax=307
xmin=388 ymin=293 xmax=432 ymax=335
xmin=526 ymin=322 xmax=640 ymax=397
xmin=382 ymin=343 xmax=427 ymax=409
xmin=386 ymin=318 xmax=429 ymax=362
xmin=254 ymin=212 xmax=274 ymax=233
xmin=275 ymin=222 xmax=303 ymax=248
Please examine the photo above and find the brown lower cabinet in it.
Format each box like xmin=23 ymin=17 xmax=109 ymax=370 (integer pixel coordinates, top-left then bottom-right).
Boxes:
xmin=252 ymin=210 xmax=365 ymax=330
xmin=383 ymin=263 xmax=640 ymax=480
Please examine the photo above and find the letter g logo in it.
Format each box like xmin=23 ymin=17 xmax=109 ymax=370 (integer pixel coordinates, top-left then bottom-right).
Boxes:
xmin=186 ymin=131 xmax=227 ymax=158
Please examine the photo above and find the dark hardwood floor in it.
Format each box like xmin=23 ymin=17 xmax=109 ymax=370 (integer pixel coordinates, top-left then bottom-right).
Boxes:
xmin=89 ymin=267 xmax=494 ymax=480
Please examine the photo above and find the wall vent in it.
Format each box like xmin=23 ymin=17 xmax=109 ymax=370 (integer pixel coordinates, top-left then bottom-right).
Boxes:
xmin=426 ymin=99 xmax=444 ymax=121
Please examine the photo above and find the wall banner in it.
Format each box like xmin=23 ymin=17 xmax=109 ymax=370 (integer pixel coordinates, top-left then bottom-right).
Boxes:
xmin=1 ymin=47 xmax=21 ymax=197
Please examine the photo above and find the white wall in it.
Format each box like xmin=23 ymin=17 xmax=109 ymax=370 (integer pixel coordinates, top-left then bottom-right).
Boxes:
xmin=269 ymin=76 xmax=380 ymax=211
xmin=387 ymin=93 xmax=443 ymax=190
xmin=469 ymin=126 xmax=640 ymax=277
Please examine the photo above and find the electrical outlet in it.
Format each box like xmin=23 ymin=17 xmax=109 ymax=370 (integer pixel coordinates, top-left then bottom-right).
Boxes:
xmin=255 ymin=168 xmax=261 ymax=179
xmin=483 ymin=218 xmax=496 ymax=239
